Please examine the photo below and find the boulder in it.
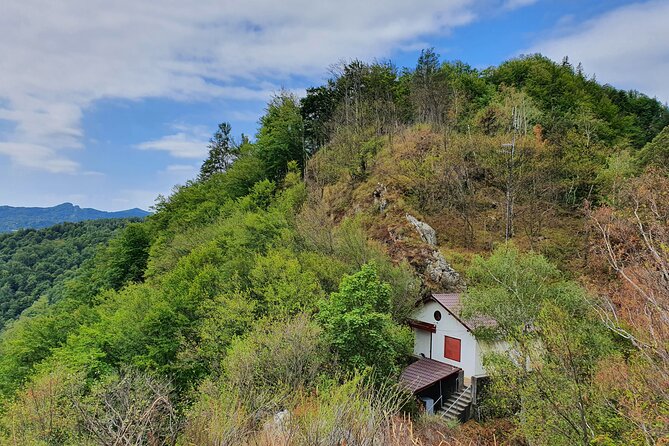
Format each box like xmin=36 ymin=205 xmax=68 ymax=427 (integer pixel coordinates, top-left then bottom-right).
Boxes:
xmin=404 ymin=214 xmax=460 ymax=288
xmin=426 ymin=250 xmax=460 ymax=287
xmin=406 ymin=214 xmax=437 ymax=246
xmin=263 ymin=409 xmax=291 ymax=439
xmin=373 ymin=183 xmax=389 ymax=213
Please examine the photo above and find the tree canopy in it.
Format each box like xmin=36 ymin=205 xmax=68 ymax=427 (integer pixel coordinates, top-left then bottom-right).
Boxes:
xmin=0 ymin=219 xmax=133 ymax=328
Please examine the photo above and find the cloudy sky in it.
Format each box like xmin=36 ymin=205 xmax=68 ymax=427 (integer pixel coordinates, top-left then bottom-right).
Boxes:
xmin=1 ymin=0 xmax=667 ymax=210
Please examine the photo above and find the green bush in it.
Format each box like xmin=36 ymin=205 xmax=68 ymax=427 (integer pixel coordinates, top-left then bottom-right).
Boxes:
xmin=317 ymin=263 xmax=412 ymax=377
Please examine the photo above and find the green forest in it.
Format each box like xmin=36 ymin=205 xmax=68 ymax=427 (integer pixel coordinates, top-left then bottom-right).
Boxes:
xmin=0 ymin=219 xmax=135 ymax=329
xmin=0 ymin=52 xmax=667 ymax=445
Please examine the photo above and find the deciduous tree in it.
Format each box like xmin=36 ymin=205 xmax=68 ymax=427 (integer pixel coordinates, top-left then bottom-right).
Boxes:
xmin=317 ymin=263 xmax=412 ymax=376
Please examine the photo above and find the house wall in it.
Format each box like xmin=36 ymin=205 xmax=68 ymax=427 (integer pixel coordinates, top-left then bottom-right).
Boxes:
xmin=413 ymin=328 xmax=432 ymax=358
xmin=412 ymin=301 xmax=479 ymax=378
xmin=476 ymin=340 xmax=510 ymax=377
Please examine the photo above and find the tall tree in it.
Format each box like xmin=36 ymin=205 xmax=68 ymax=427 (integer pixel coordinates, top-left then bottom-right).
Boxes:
xmin=637 ymin=124 xmax=669 ymax=169
xmin=199 ymin=122 xmax=238 ymax=181
xmin=411 ymin=48 xmax=449 ymax=126
xmin=256 ymin=92 xmax=305 ymax=181
xmin=317 ymin=263 xmax=412 ymax=376
xmin=462 ymin=246 xmax=614 ymax=446
xmin=589 ymin=169 xmax=669 ymax=443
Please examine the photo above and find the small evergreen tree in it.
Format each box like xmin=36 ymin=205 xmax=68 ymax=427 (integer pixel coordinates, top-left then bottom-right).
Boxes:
xmin=199 ymin=122 xmax=238 ymax=181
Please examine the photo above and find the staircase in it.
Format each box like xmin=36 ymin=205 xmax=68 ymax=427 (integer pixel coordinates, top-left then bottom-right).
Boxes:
xmin=439 ymin=386 xmax=472 ymax=422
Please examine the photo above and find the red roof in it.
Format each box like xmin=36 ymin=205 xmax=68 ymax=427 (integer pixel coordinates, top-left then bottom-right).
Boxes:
xmin=431 ymin=293 xmax=497 ymax=331
xmin=399 ymin=358 xmax=460 ymax=393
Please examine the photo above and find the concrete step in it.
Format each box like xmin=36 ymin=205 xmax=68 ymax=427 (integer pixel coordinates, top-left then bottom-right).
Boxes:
xmin=444 ymin=397 xmax=472 ymax=407
xmin=440 ymin=407 xmax=464 ymax=420
xmin=439 ymin=387 xmax=472 ymax=421
xmin=444 ymin=398 xmax=471 ymax=409
xmin=446 ymin=400 xmax=470 ymax=411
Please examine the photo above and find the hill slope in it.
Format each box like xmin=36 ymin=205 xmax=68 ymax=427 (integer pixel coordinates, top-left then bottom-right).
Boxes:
xmin=0 ymin=202 xmax=150 ymax=232
xmin=0 ymin=219 xmax=135 ymax=329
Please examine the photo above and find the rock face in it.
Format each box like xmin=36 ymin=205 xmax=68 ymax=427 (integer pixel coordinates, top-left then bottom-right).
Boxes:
xmin=426 ymin=250 xmax=460 ymax=287
xmin=406 ymin=214 xmax=437 ymax=246
xmin=405 ymin=214 xmax=460 ymax=288
xmin=373 ymin=183 xmax=389 ymax=213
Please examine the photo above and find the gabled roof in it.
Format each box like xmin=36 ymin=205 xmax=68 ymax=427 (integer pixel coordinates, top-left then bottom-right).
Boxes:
xmin=399 ymin=358 xmax=460 ymax=393
xmin=429 ymin=293 xmax=497 ymax=332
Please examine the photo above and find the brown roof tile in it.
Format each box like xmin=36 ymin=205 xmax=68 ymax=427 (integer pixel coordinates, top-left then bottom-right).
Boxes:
xmin=399 ymin=358 xmax=460 ymax=393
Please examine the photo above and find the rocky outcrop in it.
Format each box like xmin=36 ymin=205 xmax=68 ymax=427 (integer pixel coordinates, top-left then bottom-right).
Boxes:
xmin=426 ymin=250 xmax=460 ymax=287
xmin=373 ymin=183 xmax=389 ymax=213
xmin=404 ymin=214 xmax=460 ymax=288
xmin=406 ymin=214 xmax=437 ymax=246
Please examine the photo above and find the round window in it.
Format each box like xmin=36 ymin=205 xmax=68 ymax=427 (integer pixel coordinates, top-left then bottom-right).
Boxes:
xmin=434 ymin=310 xmax=442 ymax=321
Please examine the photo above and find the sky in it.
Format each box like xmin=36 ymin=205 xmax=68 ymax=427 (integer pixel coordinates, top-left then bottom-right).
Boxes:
xmin=1 ymin=0 xmax=668 ymax=211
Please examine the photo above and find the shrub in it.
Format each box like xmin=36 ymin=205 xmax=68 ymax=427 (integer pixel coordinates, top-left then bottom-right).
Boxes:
xmin=317 ymin=263 xmax=412 ymax=377
xmin=223 ymin=314 xmax=326 ymax=408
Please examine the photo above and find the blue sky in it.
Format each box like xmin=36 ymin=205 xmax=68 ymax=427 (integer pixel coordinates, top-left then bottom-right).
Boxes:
xmin=1 ymin=0 xmax=667 ymax=210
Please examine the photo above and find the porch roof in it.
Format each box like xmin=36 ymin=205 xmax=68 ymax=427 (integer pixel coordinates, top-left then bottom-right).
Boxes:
xmin=399 ymin=358 xmax=460 ymax=393
xmin=408 ymin=318 xmax=436 ymax=333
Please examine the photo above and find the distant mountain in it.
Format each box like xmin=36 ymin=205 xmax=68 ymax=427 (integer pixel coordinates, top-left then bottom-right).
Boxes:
xmin=0 ymin=203 xmax=150 ymax=232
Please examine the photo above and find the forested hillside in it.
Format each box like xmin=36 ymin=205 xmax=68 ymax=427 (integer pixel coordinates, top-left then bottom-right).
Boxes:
xmin=0 ymin=219 xmax=136 ymax=329
xmin=0 ymin=53 xmax=667 ymax=445
xmin=0 ymin=202 xmax=149 ymax=233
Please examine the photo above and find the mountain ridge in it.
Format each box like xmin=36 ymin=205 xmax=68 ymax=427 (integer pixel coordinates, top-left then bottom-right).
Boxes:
xmin=0 ymin=202 xmax=150 ymax=232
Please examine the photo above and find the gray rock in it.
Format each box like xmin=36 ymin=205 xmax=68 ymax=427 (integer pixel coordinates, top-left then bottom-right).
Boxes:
xmin=405 ymin=214 xmax=459 ymax=287
xmin=406 ymin=214 xmax=437 ymax=246
xmin=426 ymin=250 xmax=460 ymax=286
xmin=263 ymin=409 xmax=291 ymax=438
xmin=274 ymin=409 xmax=290 ymax=426
xmin=373 ymin=183 xmax=388 ymax=213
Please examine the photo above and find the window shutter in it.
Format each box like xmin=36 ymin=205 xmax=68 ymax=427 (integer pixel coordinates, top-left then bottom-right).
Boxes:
xmin=444 ymin=336 xmax=461 ymax=362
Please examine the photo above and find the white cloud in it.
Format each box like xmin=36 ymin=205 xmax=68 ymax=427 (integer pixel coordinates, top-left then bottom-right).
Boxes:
xmin=82 ymin=170 xmax=105 ymax=177
xmin=164 ymin=164 xmax=198 ymax=173
xmin=136 ymin=126 xmax=210 ymax=159
xmin=0 ymin=0 xmax=510 ymax=172
xmin=0 ymin=142 xmax=79 ymax=173
xmin=503 ymin=0 xmax=537 ymax=11
xmin=527 ymin=0 xmax=669 ymax=103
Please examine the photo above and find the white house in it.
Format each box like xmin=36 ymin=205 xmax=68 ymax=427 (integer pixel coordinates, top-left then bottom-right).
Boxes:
xmin=409 ymin=293 xmax=502 ymax=380
xmin=400 ymin=293 xmax=506 ymax=419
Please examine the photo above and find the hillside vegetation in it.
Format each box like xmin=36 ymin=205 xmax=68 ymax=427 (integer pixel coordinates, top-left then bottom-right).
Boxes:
xmin=0 ymin=52 xmax=667 ymax=445
xmin=0 ymin=219 xmax=135 ymax=329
